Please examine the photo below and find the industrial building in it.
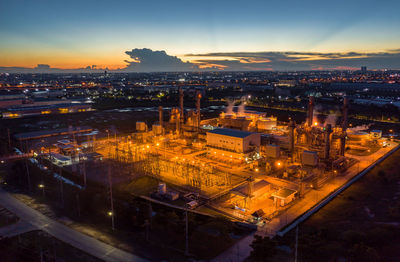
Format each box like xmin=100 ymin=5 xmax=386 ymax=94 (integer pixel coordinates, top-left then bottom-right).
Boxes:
xmin=206 ymin=128 xmax=260 ymax=160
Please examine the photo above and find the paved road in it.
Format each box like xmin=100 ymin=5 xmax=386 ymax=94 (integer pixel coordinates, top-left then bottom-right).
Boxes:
xmin=0 ymin=188 xmax=148 ymax=262
xmin=0 ymin=220 xmax=36 ymax=239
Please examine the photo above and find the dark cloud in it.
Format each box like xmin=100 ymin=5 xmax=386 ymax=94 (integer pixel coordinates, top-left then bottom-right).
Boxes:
xmin=0 ymin=64 xmax=105 ymax=74
xmin=35 ymin=64 xmax=51 ymax=69
xmin=122 ymin=48 xmax=197 ymax=72
xmin=188 ymin=50 xmax=400 ymax=71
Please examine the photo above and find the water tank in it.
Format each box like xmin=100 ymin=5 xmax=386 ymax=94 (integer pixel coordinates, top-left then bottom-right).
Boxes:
xmin=152 ymin=124 xmax=162 ymax=135
xmin=257 ymin=118 xmax=277 ymax=130
xmin=136 ymin=121 xmax=147 ymax=132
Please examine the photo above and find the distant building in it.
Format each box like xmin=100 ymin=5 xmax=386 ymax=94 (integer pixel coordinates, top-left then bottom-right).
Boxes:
xmin=361 ymin=66 xmax=367 ymax=73
xmin=276 ymin=79 xmax=297 ymax=87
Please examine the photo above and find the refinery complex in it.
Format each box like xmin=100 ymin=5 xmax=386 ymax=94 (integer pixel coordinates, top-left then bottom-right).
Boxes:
xmin=13 ymin=89 xmax=397 ymax=228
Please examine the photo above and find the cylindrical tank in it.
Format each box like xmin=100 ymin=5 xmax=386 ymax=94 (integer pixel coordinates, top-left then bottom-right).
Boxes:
xmin=136 ymin=121 xmax=147 ymax=132
xmin=152 ymin=124 xmax=162 ymax=135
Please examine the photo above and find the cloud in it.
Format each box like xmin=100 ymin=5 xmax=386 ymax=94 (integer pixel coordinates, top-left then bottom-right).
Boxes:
xmin=35 ymin=64 xmax=51 ymax=69
xmin=187 ymin=50 xmax=400 ymax=71
xmin=2 ymin=48 xmax=400 ymax=73
xmin=123 ymin=48 xmax=197 ymax=72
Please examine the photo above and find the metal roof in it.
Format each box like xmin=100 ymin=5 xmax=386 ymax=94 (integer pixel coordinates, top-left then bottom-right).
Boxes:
xmin=232 ymin=180 xmax=270 ymax=197
xmin=272 ymin=188 xmax=297 ymax=199
xmin=207 ymin=128 xmax=255 ymax=138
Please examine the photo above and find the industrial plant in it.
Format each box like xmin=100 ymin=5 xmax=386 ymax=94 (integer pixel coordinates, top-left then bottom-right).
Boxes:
xmin=12 ymin=89 xmax=395 ymax=224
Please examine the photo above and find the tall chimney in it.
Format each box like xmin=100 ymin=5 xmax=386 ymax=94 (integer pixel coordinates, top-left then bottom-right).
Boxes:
xmin=342 ymin=97 xmax=349 ymax=131
xmin=179 ymin=88 xmax=184 ymax=120
xmin=289 ymin=120 xmax=296 ymax=154
xmin=196 ymin=91 xmax=201 ymax=129
xmin=324 ymin=124 xmax=332 ymax=160
xmin=176 ymin=109 xmax=181 ymax=134
xmin=158 ymin=106 xmax=163 ymax=129
xmin=340 ymin=97 xmax=349 ymax=156
xmin=307 ymin=96 xmax=314 ymax=127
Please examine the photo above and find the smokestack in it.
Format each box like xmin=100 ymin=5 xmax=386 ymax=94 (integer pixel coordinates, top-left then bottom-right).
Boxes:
xmin=340 ymin=97 xmax=349 ymax=156
xmin=342 ymin=97 xmax=349 ymax=131
xmin=176 ymin=108 xmax=181 ymax=134
xmin=324 ymin=124 xmax=332 ymax=159
xmin=308 ymin=96 xmax=314 ymax=127
xmin=158 ymin=106 xmax=163 ymax=129
xmin=179 ymin=88 xmax=184 ymax=120
xmin=196 ymin=91 xmax=201 ymax=129
xmin=289 ymin=120 xmax=296 ymax=154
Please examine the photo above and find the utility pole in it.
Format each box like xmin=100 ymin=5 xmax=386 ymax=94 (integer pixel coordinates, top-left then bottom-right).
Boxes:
xmin=76 ymin=193 xmax=81 ymax=217
xmin=25 ymin=158 xmax=31 ymax=193
xmin=80 ymin=160 xmax=87 ymax=188
xmin=59 ymin=167 xmax=64 ymax=208
xmin=7 ymin=128 xmax=11 ymax=150
xmin=295 ymin=226 xmax=299 ymax=262
xmin=185 ymin=207 xmax=189 ymax=256
xmin=108 ymin=164 xmax=115 ymax=231
xmin=24 ymin=141 xmax=31 ymax=193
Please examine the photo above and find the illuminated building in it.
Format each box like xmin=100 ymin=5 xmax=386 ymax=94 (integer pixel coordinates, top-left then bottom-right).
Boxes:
xmin=206 ymin=128 xmax=260 ymax=160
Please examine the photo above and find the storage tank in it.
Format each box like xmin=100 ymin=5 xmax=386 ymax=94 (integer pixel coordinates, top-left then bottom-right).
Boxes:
xmin=136 ymin=121 xmax=147 ymax=132
xmin=302 ymin=150 xmax=318 ymax=166
xmin=265 ymin=144 xmax=280 ymax=158
xmin=257 ymin=118 xmax=277 ymax=131
xmin=347 ymin=131 xmax=369 ymax=141
xmin=152 ymin=124 xmax=163 ymax=135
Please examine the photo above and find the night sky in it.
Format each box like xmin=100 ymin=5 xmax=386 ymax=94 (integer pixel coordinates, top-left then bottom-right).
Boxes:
xmin=1 ymin=0 xmax=400 ymax=71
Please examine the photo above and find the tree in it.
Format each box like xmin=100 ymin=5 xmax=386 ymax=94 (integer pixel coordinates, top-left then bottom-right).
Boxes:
xmin=341 ymin=230 xmax=366 ymax=247
xmin=249 ymin=235 xmax=277 ymax=262
xmin=348 ymin=243 xmax=380 ymax=262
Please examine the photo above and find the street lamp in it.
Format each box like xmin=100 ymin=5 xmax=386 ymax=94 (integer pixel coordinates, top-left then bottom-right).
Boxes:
xmin=108 ymin=211 xmax=115 ymax=231
xmin=38 ymin=184 xmax=45 ymax=197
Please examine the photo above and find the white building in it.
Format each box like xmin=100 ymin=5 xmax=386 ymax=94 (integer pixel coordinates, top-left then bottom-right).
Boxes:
xmin=206 ymin=128 xmax=260 ymax=160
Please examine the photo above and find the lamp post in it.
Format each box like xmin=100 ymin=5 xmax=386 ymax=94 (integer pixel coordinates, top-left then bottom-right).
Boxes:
xmin=108 ymin=165 xmax=115 ymax=231
xmin=108 ymin=211 xmax=115 ymax=231
xmin=38 ymin=184 xmax=45 ymax=197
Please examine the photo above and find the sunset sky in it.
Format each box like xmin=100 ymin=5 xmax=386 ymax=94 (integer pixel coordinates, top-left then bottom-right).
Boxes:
xmin=1 ymin=0 xmax=400 ymax=71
